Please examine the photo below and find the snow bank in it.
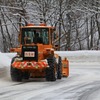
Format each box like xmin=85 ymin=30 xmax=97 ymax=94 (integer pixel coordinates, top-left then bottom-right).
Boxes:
xmin=55 ymin=50 xmax=100 ymax=57
xmin=0 ymin=52 xmax=11 ymax=68
xmin=4 ymin=53 xmax=16 ymax=59
xmin=0 ymin=50 xmax=100 ymax=68
xmin=55 ymin=50 xmax=100 ymax=62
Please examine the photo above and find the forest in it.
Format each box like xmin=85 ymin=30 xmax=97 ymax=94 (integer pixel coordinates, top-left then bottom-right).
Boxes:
xmin=0 ymin=0 xmax=100 ymax=52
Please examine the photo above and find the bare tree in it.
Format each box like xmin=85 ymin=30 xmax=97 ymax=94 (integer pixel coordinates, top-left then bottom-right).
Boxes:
xmin=0 ymin=0 xmax=100 ymax=52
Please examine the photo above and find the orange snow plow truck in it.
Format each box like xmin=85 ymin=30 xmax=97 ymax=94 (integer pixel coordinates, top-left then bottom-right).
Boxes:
xmin=10 ymin=23 xmax=69 ymax=82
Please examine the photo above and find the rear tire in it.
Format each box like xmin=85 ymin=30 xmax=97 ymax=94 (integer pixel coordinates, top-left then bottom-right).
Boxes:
xmin=46 ymin=57 xmax=56 ymax=81
xmin=23 ymin=72 xmax=30 ymax=80
xmin=57 ymin=56 xmax=62 ymax=79
xmin=10 ymin=57 xmax=23 ymax=82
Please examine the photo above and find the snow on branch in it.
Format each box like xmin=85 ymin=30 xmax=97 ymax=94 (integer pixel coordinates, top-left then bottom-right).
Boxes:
xmin=0 ymin=5 xmax=23 ymax=10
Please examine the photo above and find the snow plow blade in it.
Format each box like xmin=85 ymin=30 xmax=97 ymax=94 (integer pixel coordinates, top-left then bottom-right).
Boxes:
xmin=62 ymin=58 xmax=69 ymax=77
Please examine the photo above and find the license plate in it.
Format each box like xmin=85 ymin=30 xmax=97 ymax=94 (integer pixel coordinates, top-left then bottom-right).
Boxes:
xmin=24 ymin=52 xmax=35 ymax=57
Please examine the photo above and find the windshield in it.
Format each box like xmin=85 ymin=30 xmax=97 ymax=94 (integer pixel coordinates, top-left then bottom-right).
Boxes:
xmin=22 ymin=28 xmax=49 ymax=44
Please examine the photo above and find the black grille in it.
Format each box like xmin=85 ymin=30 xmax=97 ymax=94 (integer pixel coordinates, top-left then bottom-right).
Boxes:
xmin=22 ymin=45 xmax=38 ymax=61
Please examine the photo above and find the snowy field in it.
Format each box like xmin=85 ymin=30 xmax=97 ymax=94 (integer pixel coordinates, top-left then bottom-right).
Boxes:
xmin=0 ymin=51 xmax=100 ymax=100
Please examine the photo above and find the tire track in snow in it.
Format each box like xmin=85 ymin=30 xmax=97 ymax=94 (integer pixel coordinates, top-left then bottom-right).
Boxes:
xmin=0 ymin=58 xmax=100 ymax=100
xmin=0 ymin=78 xmax=71 ymax=100
xmin=28 ymin=81 xmax=100 ymax=100
xmin=79 ymin=81 xmax=100 ymax=100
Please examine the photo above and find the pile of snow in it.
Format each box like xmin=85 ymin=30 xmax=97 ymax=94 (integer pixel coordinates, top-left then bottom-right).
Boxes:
xmin=4 ymin=53 xmax=16 ymax=59
xmin=56 ymin=50 xmax=100 ymax=57
xmin=0 ymin=52 xmax=11 ymax=68
xmin=55 ymin=50 xmax=100 ymax=62
xmin=0 ymin=50 xmax=100 ymax=68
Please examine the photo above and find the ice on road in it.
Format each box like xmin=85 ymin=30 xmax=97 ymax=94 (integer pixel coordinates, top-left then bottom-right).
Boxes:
xmin=0 ymin=51 xmax=100 ymax=100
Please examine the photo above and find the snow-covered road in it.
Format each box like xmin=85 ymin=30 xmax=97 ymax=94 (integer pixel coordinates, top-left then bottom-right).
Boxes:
xmin=0 ymin=51 xmax=100 ymax=100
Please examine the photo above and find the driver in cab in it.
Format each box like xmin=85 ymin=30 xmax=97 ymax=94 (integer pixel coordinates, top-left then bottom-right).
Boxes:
xmin=33 ymin=32 xmax=43 ymax=44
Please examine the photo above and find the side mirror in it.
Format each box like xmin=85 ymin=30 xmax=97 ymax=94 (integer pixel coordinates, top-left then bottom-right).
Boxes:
xmin=54 ymin=45 xmax=59 ymax=50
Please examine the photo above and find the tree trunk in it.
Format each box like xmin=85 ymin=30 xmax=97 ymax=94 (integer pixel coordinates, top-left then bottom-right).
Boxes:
xmin=0 ymin=20 xmax=7 ymax=52
xmin=86 ymin=18 xmax=90 ymax=50
xmin=90 ymin=16 xmax=94 ymax=49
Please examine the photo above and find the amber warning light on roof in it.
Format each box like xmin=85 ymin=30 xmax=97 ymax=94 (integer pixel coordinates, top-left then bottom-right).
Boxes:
xmin=26 ymin=23 xmax=47 ymax=26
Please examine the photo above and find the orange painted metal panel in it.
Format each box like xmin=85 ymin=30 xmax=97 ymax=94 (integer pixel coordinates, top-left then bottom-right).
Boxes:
xmin=12 ymin=61 xmax=48 ymax=70
xmin=62 ymin=59 xmax=69 ymax=77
